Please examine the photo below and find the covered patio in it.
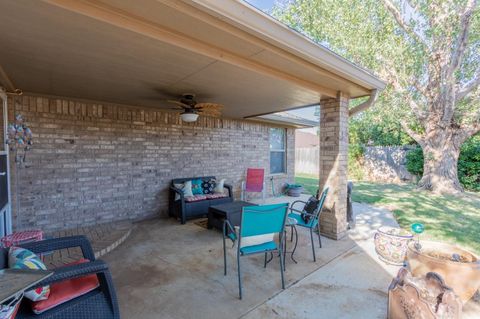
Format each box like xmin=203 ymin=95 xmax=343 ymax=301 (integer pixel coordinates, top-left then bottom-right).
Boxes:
xmin=0 ymin=0 xmax=384 ymax=240
xmin=0 ymin=1 xmax=401 ymax=318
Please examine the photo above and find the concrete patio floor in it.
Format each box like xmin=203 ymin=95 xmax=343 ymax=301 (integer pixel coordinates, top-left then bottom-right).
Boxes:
xmin=103 ymin=197 xmax=480 ymax=318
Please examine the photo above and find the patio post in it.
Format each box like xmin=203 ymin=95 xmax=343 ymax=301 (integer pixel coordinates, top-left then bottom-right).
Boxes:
xmin=318 ymin=92 xmax=349 ymax=240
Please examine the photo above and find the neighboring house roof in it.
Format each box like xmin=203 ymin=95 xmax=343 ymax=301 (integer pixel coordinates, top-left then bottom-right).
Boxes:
xmin=253 ymin=112 xmax=318 ymax=128
xmin=295 ymin=131 xmax=320 ymax=148
xmin=0 ymin=0 xmax=385 ymax=121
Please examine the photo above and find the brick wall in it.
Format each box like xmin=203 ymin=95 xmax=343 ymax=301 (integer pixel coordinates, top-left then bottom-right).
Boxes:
xmin=8 ymin=94 xmax=295 ymax=232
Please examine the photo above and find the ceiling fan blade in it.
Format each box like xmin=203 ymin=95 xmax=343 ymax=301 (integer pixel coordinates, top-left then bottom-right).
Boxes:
xmin=195 ymin=103 xmax=223 ymax=110
xmin=196 ymin=103 xmax=223 ymax=117
xmin=166 ymin=100 xmax=189 ymax=108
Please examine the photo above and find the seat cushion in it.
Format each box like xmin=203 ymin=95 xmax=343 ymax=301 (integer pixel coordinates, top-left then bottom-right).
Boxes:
xmin=184 ymin=195 xmax=207 ymax=202
xmin=32 ymin=259 xmax=99 ymax=314
xmin=240 ymin=241 xmax=277 ymax=255
xmin=8 ymin=247 xmax=50 ymax=301
xmin=205 ymin=193 xmax=228 ymax=200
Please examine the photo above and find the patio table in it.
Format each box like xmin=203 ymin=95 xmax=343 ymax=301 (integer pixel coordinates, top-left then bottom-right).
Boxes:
xmin=284 ymin=217 xmax=298 ymax=264
xmin=265 ymin=217 xmax=298 ymax=270
xmin=0 ymin=268 xmax=52 ymax=304
xmin=207 ymin=201 xmax=257 ymax=230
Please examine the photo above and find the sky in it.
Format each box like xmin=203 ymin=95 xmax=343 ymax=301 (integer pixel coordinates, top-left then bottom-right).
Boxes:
xmin=245 ymin=0 xmax=277 ymax=12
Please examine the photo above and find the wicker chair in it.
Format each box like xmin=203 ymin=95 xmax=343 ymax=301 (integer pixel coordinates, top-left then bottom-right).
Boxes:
xmin=0 ymin=235 xmax=119 ymax=319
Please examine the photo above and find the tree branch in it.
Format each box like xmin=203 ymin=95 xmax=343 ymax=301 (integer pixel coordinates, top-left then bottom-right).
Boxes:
xmin=400 ymin=120 xmax=425 ymax=146
xmin=381 ymin=67 xmax=428 ymax=121
xmin=449 ymin=0 xmax=477 ymax=76
xmin=381 ymin=0 xmax=429 ymax=48
xmin=411 ymin=77 xmax=429 ymax=98
xmin=456 ymin=69 xmax=480 ymax=101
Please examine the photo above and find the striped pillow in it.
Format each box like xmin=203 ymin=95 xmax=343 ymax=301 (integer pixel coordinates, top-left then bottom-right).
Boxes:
xmin=8 ymin=247 xmax=50 ymax=301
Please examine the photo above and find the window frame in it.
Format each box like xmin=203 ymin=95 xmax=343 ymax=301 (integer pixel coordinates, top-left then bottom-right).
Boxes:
xmin=269 ymin=128 xmax=287 ymax=175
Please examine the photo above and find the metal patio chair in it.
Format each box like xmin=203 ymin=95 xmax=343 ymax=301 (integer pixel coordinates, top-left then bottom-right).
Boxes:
xmin=240 ymin=168 xmax=266 ymax=201
xmin=287 ymin=188 xmax=328 ymax=262
xmin=222 ymin=203 xmax=289 ymax=299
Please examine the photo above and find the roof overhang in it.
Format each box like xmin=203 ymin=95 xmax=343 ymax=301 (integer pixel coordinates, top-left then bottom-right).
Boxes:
xmin=0 ymin=0 xmax=385 ymax=122
xmin=252 ymin=113 xmax=319 ymax=128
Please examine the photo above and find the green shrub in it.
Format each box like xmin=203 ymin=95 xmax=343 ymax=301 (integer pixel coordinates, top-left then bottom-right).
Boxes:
xmin=406 ymin=134 xmax=480 ymax=191
xmin=458 ymin=135 xmax=480 ymax=191
xmin=348 ymin=144 xmax=365 ymax=180
xmin=405 ymin=147 xmax=424 ymax=176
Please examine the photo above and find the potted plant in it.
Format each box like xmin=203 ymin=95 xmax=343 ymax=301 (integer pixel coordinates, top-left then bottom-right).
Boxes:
xmin=406 ymin=241 xmax=480 ymax=304
xmin=374 ymin=226 xmax=414 ymax=265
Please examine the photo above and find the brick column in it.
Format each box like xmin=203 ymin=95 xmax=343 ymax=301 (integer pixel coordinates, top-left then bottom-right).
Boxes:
xmin=318 ymin=92 xmax=349 ymax=240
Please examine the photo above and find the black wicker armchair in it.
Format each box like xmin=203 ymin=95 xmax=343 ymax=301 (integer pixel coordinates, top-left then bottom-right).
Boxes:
xmin=0 ymin=235 xmax=120 ymax=319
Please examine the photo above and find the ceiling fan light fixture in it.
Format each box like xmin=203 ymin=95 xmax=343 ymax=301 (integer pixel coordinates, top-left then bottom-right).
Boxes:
xmin=180 ymin=112 xmax=199 ymax=122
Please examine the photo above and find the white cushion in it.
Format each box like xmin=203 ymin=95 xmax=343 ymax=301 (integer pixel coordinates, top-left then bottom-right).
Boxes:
xmin=234 ymin=226 xmax=275 ymax=248
xmin=174 ymin=180 xmax=193 ymax=200
xmin=214 ymin=179 xmax=226 ymax=194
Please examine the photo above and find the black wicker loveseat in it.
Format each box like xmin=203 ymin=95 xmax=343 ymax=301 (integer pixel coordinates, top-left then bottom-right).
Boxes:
xmin=169 ymin=176 xmax=233 ymax=224
xmin=0 ymin=235 xmax=119 ymax=319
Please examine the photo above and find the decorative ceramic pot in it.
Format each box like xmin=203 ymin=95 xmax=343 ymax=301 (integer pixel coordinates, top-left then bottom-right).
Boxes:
xmin=374 ymin=226 xmax=413 ymax=265
xmin=406 ymin=241 xmax=480 ymax=304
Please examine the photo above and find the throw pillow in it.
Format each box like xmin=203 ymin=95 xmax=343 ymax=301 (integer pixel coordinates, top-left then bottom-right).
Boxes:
xmin=173 ymin=181 xmax=194 ymax=200
xmin=32 ymin=259 xmax=99 ymax=314
xmin=301 ymin=197 xmax=320 ymax=224
xmin=214 ymin=178 xmax=226 ymax=194
xmin=0 ymin=293 xmax=21 ymax=319
xmin=183 ymin=180 xmax=193 ymax=197
xmin=191 ymin=179 xmax=203 ymax=195
xmin=201 ymin=179 xmax=216 ymax=194
xmin=8 ymin=247 xmax=50 ymax=301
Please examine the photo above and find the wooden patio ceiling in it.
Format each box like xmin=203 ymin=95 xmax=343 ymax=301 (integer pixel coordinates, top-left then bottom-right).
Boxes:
xmin=0 ymin=0 xmax=384 ymax=119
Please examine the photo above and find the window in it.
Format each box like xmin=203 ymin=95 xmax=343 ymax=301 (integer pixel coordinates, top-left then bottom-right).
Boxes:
xmin=269 ymin=128 xmax=286 ymax=174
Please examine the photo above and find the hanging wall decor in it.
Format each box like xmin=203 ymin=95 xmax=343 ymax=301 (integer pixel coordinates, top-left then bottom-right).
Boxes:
xmin=6 ymin=114 xmax=33 ymax=166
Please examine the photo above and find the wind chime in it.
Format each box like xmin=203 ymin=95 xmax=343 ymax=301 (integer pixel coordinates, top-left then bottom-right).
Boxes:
xmin=6 ymin=114 xmax=33 ymax=166
xmin=6 ymin=113 xmax=33 ymax=223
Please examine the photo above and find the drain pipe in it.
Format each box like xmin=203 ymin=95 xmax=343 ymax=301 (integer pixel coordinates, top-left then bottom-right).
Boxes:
xmin=349 ymin=89 xmax=379 ymax=116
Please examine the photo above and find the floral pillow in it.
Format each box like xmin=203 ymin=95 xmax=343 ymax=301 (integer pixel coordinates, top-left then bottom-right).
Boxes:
xmin=201 ymin=179 xmax=216 ymax=194
xmin=191 ymin=179 xmax=204 ymax=195
xmin=8 ymin=247 xmax=50 ymax=301
xmin=0 ymin=294 xmax=21 ymax=319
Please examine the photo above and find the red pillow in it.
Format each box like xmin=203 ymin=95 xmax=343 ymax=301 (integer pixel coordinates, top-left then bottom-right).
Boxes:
xmin=32 ymin=259 xmax=99 ymax=314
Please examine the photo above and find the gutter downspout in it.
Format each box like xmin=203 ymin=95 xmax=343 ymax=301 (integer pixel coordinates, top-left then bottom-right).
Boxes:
xmin=348 ymin=89 xmax=379 ymax=117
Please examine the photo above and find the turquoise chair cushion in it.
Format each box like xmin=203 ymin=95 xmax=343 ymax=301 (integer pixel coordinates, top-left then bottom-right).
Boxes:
xmin=240 ymin=241 xmax=277 ymax=255
xmin=288 ymin=212 xmax=317 ymax=228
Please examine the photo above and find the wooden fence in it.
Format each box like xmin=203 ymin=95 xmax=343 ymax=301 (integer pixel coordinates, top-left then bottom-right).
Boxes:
xmin=295 ymin=147 xmax=319 ymax=175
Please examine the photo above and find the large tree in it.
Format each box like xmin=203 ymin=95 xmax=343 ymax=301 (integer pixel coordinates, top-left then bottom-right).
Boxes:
xmin=274 ymin=0 xmax=480 ymax=193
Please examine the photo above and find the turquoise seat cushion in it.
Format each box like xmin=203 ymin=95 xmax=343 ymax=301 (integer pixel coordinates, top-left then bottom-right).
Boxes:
xmin=240 ymin=241 xmax=277 ymax=255
xmin=288 ymin=212 xmax=316 ymax=228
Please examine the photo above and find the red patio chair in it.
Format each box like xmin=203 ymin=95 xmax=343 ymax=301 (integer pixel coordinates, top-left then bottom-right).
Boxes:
xmin=241 ymin=168 xmax=266 ymax=201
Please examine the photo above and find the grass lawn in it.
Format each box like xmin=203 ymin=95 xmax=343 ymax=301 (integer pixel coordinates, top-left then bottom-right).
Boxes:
xmin=295 ymin=174 xmax=480 ymax=255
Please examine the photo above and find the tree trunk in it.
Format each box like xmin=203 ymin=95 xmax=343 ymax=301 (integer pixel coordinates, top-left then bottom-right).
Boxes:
xmin=417 ymin=130 xmax=463 ymax=193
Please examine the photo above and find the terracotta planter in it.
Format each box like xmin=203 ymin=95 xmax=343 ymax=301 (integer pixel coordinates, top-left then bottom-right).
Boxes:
xmin=407 ymin=241 xmax=480 ymax=303
xmin=374 ymin=226 xmax=413 ymax=265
